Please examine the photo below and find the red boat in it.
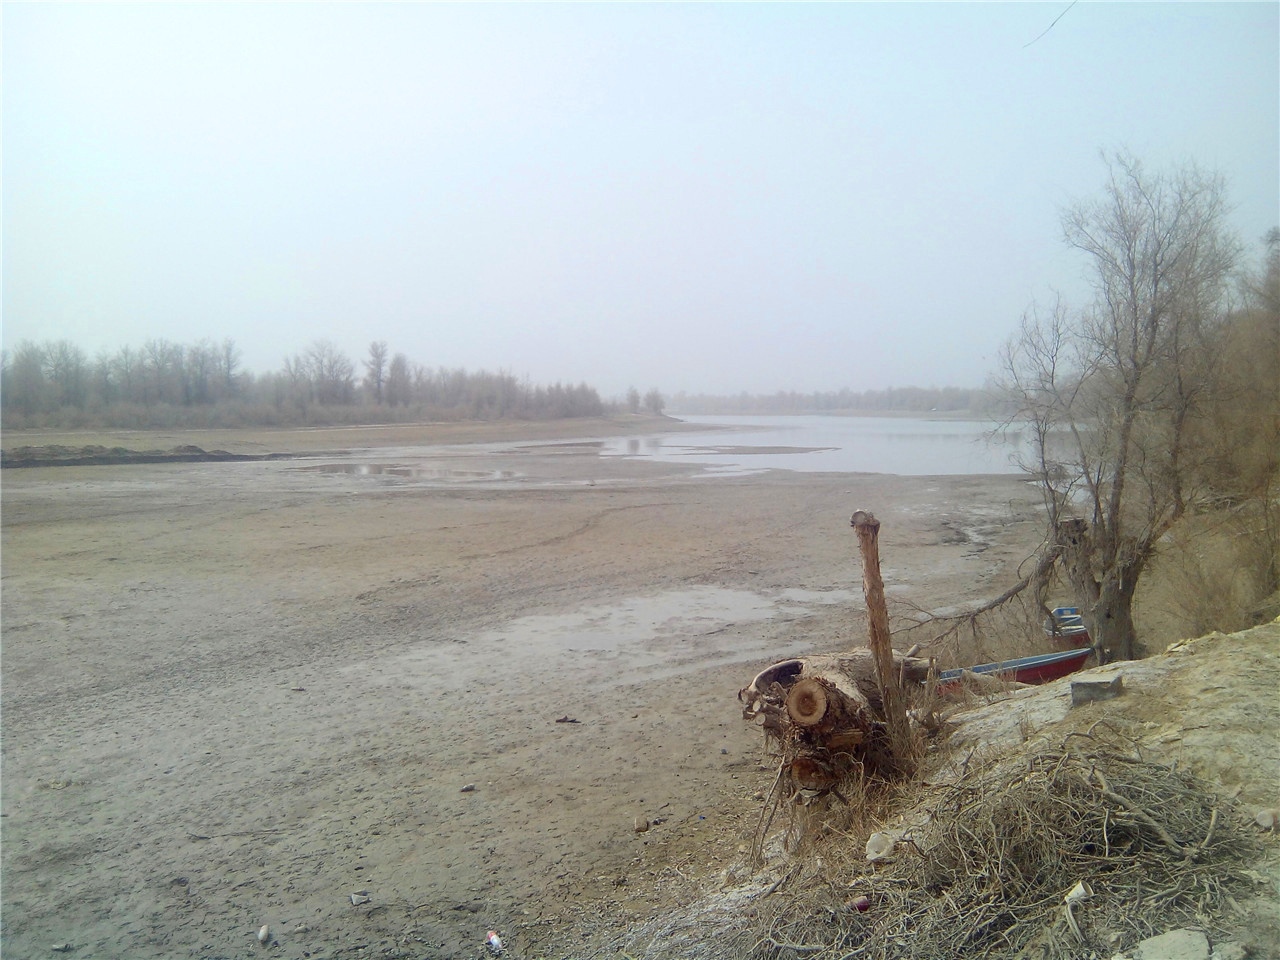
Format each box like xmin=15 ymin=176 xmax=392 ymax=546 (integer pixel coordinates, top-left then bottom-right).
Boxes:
xmin=936 ymin=607 xmax=1095 ymax=688
xmin=936 ymin=645 xmax=1094 ymax=687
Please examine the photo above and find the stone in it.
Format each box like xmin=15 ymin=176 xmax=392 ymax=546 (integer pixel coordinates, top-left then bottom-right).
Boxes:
xmin=865 ymin=832 xmax=896 ymax=862
xmin=1134 ymin=929 xmax=1210 ymax=960
xmin=1211 ymin=944 xmax=1248 ymax=960
xmin=1071 ymin=674 xmax=1124 ymax=707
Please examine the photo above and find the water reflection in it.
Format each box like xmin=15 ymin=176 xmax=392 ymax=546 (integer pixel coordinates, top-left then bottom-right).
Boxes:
xmin=602 ymin=415 xmax=1031 ymax=476
xmin=301 ymin=463 xmax=518 ymax=481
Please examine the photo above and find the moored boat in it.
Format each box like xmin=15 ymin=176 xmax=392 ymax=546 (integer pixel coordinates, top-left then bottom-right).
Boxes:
xmin=935 ymin=606 xmax=1096 ymax=688
xmin=936 ymin=645 xmax=1094 ymax=687
xmin=1044 ymin=605 xmax=1092 ymax=651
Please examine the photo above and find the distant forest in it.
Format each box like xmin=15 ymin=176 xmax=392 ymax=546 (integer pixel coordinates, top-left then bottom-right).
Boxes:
xmin=0 ymin=338 xmax=611 ymax=429
xmin=669 ymin=385 xmax=988 ymax=416
xmin=0 ymin=335 xmax=984 ymax=430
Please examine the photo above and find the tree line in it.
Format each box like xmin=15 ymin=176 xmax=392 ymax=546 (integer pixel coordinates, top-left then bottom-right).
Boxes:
xmin=0 ymin=338 xmax=613 ymax=429
xmin=668 ymin=385 xmax=983 ymax=415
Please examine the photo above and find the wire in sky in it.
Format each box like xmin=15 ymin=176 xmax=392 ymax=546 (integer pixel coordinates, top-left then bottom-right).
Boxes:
xmin=1024 ymin=0 xmax=1079 ymax=48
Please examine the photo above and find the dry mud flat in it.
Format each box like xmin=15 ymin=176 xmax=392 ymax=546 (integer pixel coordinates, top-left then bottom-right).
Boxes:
xmin=2 ymin=420 xmax=1051 ymax=959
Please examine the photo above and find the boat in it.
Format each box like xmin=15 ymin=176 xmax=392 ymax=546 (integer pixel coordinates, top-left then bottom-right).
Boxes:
xmin=936 ymin=606 xmax=1095 ymax=688
xmin=936 ymin=645 xmax=1094 ymax=687
xmin=1043 ymin=606 xmax=1091 ymax=651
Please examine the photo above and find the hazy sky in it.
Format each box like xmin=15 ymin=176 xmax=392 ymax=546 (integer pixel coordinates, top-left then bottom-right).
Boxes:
xmin=4 ymin=3 xmax=1277 ymax=398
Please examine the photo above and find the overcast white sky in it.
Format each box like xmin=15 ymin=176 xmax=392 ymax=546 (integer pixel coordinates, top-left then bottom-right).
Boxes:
xmin=4 ymin=3 xmax=1277 ymax=399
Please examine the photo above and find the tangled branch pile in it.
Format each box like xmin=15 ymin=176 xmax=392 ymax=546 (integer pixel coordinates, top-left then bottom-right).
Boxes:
xmin=740 ymin=730 xmax=1263 ymax=960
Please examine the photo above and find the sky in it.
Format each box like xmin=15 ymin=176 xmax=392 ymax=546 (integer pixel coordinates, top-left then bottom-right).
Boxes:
xmin=4 ymin=3 xmax=1277 ymax=399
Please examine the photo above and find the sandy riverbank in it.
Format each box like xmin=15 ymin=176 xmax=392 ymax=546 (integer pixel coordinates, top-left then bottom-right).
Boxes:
xmin=1 ymin=421 xmax=1047 ymax=959
xmin=0 ymin=415 xmax=696 ymax=459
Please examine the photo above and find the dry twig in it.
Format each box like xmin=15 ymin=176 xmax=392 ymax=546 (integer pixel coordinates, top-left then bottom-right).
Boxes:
xmin=732 ymin=732 xmax=1262 ymax=960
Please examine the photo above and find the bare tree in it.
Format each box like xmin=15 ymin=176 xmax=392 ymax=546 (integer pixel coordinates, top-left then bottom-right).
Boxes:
xmin=306 ymin=340 xmax=355 ymax=405
xmin=142 ymin=339 xmax=185 ymax=406
xmin=187 ymin=340 xmax=215 ymax=405
xmin=998 ymin=154 xmax=1240 ymax=661
xmin=92 ymin=349 xmax=117 ymax=407
xmin=218 ymin=339 xmax=241 ymax=399
xmin=386 ymin=352 xmax=411 ymax=407
xmin=45 ymin=340 xmax=88 ymax=409
xmin=626 ymin=386 xmax=641 ymax=414
xmin=4 ymin=341 xmax=50 ymax=416
xmin=283 ymin=353 xmax=312 ymax=409
xmin=643 ymin=387 xmax=665 ymax=416
xmin=113 ymin=345 xmax=141 ymax=404
xmin=364 ymin=341 xmax=389 ymax=405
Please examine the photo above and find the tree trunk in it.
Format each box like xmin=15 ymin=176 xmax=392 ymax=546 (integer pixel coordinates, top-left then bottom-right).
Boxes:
xmin=850 ymin=510 xmax=911 ymax=762
xmin=1056 ymin=517 xmax=1102 ymax=628
xmin=1092 ymin=561 xmax=1140 ymax=661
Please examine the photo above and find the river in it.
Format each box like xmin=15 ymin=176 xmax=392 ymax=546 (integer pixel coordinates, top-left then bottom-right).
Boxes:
xmin=600 ymin=414 xmax=1031 ymax=476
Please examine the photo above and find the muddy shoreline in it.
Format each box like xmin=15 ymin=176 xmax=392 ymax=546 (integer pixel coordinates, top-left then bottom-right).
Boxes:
xmin=1 ymin=421 xmax=1047 ymax=959
xmin=1 ymin=445 xmax=304 ymax=468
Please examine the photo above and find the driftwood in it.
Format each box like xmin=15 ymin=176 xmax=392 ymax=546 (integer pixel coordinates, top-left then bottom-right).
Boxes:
xmin=740 ymin=648 xmax=932 ymax=793
xmin=850 ymin=510 xmax=911 ymax=759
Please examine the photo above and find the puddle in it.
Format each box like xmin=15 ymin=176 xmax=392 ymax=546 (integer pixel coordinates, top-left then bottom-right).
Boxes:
xmin=778 ymin=588 xmax=857 ymax=606
xmin=378 ymin=585 xmax=852 ymax=693
xmin=475 ymin=587 xmax=778 ymax=653
xmin=299 ymin=463 xmax=518 ymax=481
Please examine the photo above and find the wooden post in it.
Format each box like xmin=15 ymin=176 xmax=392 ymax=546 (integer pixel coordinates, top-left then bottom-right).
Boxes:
xmin=850 ymin=509 xmax=910 ymax=765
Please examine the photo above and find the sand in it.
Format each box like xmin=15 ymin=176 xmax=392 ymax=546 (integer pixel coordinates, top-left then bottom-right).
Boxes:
xmin=1 ymin=418 xmax=1048 ymax=959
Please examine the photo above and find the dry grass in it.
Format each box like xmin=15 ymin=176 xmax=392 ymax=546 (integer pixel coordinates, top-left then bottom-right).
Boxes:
xmin=1138 ymin=506 xmax=1279 ymax=642
xmin=733 ymin=724 xmax=1264 ymax=960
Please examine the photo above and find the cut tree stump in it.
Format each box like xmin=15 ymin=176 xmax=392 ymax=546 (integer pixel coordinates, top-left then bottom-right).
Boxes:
xmin=786 ymin=678 xmax=832 ymax=727
xmin=740 ymin=648 xmax=932 ymax=785
xmin=742 ymin=510 xmax=930 ymax=811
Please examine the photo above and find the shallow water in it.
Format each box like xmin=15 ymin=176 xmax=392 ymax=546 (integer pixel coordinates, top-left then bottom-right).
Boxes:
xmin=601 ymin=415 xmax=1030 ymax=476
xmin=384 ymin=585 xmax=861 ymax=693
xmin=300 ymin=462 xmax=519 ymax=481
xmin=287 ymin=416 xmax=1030 ymax=487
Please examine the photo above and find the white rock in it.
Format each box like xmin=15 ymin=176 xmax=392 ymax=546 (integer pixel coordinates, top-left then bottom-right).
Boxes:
xmin=1135 ymin=929 xmax=1210 ymax=960
xmin=865 ymin=832 xmax=896 ymax=862
xmin=1063 ymin=880 xmax=1092 ymax=903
